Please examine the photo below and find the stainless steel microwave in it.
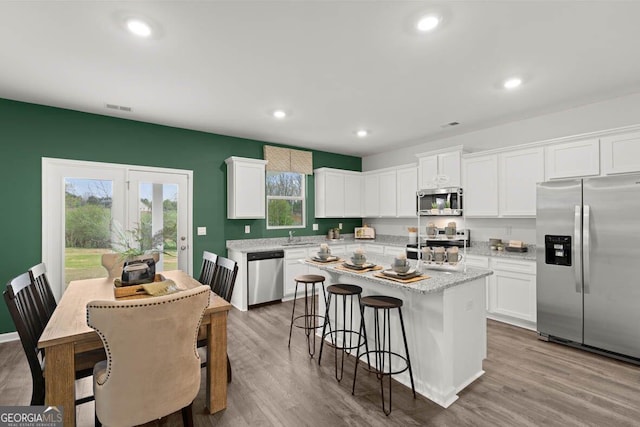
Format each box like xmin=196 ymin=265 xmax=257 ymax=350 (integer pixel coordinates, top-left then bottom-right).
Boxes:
xmin=417 ymin=187 xmax=463 ymax=216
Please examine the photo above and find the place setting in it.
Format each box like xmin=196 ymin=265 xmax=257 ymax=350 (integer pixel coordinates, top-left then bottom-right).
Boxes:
xmin=374 ymin=252 xmax=429 ymax=283
xmin=336 ymin=248 xmax=382 ymax=273
xmin=307 ymin=243 xmax=342 ymax=264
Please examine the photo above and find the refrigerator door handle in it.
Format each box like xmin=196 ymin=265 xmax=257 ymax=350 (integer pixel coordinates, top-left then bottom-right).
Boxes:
xmin=574 ymin=205 xmax=582 ymax=293
xmin=583 ymin=204 xmax=590 ymax=294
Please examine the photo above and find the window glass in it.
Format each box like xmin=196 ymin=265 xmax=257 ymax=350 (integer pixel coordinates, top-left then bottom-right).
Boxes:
xmin=266 ymin=172 xmax=305 ymax=228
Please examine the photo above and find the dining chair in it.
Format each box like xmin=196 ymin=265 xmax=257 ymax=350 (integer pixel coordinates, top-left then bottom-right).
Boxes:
xmin=197 ymin=256 xmax=238 ymax=380
xmin=197 ymin=250 xmax=218 ymax=286
xmin=4 ymin=272 xmax=102 ymax=406
xmin=28 ymin=263 xmax=57 ymax=323
xmin=86 ymin=285 xmax=210 ymax=427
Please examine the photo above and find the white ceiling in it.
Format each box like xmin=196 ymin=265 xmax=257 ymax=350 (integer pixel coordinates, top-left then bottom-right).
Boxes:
xmin=2 ymin=1 xmax=640 ymax=157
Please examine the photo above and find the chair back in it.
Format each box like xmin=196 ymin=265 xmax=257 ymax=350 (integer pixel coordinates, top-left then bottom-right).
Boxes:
xmin=28 ymin=262 xmax=57 ymax=322
xmin=198 ymin=251 xmax=218 ymax=286
xmin=211 ymin=256 xmax=238 ymax=302
xmin=3 ymin=272 xmax=46 ymax=404
xmin=86 ymin=286 xmax=210 ymax=426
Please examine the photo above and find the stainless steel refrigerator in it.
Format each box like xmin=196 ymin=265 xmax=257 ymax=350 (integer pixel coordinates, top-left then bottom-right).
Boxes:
xmin=537 ymin=174 xmax=640 ymax=361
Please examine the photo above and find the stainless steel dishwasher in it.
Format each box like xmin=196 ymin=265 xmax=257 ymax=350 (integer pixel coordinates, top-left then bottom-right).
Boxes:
xmin=247 ymin=250 xmax=284 ymax=308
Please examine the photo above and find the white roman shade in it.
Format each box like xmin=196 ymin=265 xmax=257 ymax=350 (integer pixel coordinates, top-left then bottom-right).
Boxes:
xmin=264 ymin=145 xmax=313 ymax=175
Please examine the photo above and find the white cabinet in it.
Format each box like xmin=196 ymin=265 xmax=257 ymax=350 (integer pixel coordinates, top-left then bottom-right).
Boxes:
xmin=383 ymin=245 xmax=406 ymax=257
xmin=488 ymin=258 xmax=536 ymax=329
xmin=465 ymin=255 xmax=490 ymax=312
xmin=363 ymin=172 xmax=380 ymax=217
xmin=396 ymin=166 xmax=418 ymax=217
xmin=545 ymin=139 xmax=600 ymax=180
xmin=378 ymin=170 xmax=397 ymax=217
xmin=284 ymin=249 xmax=308 ymax=298
xmin=499 ymin=147 xmax=544 ymax=217
xmin=417 ymin=149 xmax=461 ymax=189
xmin=225 ymin=157 xmax=267 ymax=219
xmin=363 ymin=243 xmax=384 ymax=255
xmin=314 ymin=168 xmax=362 ymax=218
xmin=462 ymin=154 xmax=499 ymax=217
xmin=601 ymin=131 xmax=640 ymax=175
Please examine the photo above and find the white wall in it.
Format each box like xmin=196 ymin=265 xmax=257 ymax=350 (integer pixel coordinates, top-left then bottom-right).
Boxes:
xmin=363 ymin=91 xmax=640 ymax=170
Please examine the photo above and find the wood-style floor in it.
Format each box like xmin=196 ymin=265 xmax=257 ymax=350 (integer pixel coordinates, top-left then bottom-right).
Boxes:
xmin=2 ymin=300 xmax=640 ymax=426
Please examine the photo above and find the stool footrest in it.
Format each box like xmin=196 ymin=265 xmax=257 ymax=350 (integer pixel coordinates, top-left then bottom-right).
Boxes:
xmin=356 ymin=350 xmax=411 ymax=376
xmin=292 ymin=314 xmax=325 ymax=330
xmin=321 ymin=330 xmax=366 ymax=351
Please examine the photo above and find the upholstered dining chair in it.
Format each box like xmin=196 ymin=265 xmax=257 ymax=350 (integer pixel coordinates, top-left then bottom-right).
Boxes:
xmin=4 ymin=272 xmax=102 ymax=406
xmin=86 ymin=286 xmax=210 ymax=427
xmin=197 ymin=250 xmax=218 ymax=286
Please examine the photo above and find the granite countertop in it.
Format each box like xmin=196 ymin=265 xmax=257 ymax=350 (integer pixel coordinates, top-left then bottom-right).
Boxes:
xmin=307 ymin=255 xmax=493 ymax=294
xmin=227 ymin=234 xmax=536 ymax=261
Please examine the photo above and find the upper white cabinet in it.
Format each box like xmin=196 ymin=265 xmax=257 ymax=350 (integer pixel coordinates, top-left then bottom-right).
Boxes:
xmin=462 ymin=154 xmax=499 ymax=217
xmin=417 ymin=147 xmax=462 ymax=189
xmin=396 ymin=166 xmax=418 ymax=217
xmin=601 ymin=131 xmax=640 ymax=175
xmin=545 ymin=139 xmax=600 ymax=180
xmin=363 ymin=172 xmax=380 ymax=217
xmin=225 ymin=157 xmax=267 ymax=219
xmin=378 ymin=170 xmax=397 ymax=217
xmin=314 ymin=168 xmax=361 ymax=218
xmin=499 ymin=147 xmax=544 ymax=216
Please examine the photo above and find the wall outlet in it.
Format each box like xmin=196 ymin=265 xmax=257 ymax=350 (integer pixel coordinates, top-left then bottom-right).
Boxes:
xmin=312 ymin=223 xmax=319 ymax=231
xmin=338 ymin=223 xmax=343 ymax=229
xmin=197 ymin=226 xmax=207 ymax=236
xmin=244 ymin=225 xmax=251 ymax=234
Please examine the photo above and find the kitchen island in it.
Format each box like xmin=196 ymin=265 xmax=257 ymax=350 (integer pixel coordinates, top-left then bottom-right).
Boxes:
xmin=308 ymin=256 xmax=493 ymax=408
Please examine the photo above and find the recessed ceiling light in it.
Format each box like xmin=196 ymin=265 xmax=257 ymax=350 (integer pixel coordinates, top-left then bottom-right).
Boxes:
xmin=417 ymin=15 xmax=440 ymax=32
xmin=273 ymin=110 xmax=287 ymax=119
xmin=503 ymin=77 xmax=523 ymax=90
xmin=356 ymin=129 xmax=368 ymax=138
xmin=126 ymin=19 xmax=152 ymax=37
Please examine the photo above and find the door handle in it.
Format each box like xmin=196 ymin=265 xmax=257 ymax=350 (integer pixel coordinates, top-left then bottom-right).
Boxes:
xmin=574 ymin=205 xmax=582 ymax=294
xmin=583 ymin=205 xmax=590 ymax=294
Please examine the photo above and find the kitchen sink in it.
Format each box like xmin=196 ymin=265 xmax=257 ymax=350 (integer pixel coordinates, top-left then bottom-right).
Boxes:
xmin=281 ymin=241 xmax=315 ymax=246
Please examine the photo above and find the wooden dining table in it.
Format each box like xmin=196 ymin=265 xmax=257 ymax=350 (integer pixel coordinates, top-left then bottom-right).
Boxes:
xmin=38 ymin=270 xmax=232 ymax=426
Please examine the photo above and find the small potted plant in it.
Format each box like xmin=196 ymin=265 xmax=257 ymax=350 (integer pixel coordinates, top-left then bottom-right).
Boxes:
xmin=431 ymin=202 xmax=439 ymax=214
xmin=443 ymin=200 xmax=452 ymax=214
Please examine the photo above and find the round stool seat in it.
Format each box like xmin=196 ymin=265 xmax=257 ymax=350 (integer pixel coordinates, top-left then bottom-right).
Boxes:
xmin=361 ymin=295 xmax=403 ymax=309
xmin=327 ymin=284 xmax=362 ymax=296
xmin=294 ymin=274 xmax=325 ymax=283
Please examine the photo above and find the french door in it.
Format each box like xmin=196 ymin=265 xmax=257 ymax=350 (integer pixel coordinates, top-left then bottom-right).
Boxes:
xmin=43 ymin=158 xmax=193 ymax=300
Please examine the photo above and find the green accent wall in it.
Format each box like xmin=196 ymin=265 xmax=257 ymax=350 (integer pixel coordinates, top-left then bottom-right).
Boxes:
xmin=0 ymin=97 xmax=361 ymax=334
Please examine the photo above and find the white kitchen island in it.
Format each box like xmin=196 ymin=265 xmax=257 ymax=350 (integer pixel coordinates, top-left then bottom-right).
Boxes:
xmin=309 ymin=256 xmax=492 ymax=408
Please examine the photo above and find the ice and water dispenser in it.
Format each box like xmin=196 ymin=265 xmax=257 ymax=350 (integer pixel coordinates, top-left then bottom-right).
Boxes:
xmin=545 ymin=235 xmax=572 ymax=266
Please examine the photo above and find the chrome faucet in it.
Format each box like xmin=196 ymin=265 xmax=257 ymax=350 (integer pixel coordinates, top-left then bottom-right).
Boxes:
xmin=288 ymin=230 xmax=295 ymax=242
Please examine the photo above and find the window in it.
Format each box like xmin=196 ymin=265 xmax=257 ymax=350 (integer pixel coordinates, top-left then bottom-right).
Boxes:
xmin=266 ymin=171 xmax=305 ymax=228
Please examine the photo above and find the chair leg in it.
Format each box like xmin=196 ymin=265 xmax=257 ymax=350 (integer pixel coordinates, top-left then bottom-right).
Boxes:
xmin=227 ymin=353 xmax=232 ymax=383
xmin=95 ymin=411 xmax=102 ymax=427
xmin=181 ymin=402 xmax=194 ymax=427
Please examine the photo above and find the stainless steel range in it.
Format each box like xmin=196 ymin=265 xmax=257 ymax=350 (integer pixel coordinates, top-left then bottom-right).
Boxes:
xmin=406 ymin=229 xmax=470 ymax=260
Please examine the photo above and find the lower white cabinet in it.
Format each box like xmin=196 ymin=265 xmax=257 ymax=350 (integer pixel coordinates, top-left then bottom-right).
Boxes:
xmin=284 ymin=249 xmax=308 ymax=298
xmin=488 ymin=258 xmax=536 ymax=330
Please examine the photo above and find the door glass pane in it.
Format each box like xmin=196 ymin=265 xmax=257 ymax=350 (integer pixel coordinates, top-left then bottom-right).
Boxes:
xmin=137 ymin=183 xmax=178 ymax=271
xmin=64 ymin=178 xmax=113 ymax=286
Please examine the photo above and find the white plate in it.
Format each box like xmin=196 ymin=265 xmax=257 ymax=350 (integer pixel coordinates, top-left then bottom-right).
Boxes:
xmin=382 ymin=268 xmax=417 ymax=278
xmin=343 ymin=261 xmax=374 ymax=269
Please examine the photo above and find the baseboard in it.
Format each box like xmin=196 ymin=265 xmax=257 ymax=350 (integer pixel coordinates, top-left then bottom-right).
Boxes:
xmin=0 ymin=332 xmax=19 ymax=343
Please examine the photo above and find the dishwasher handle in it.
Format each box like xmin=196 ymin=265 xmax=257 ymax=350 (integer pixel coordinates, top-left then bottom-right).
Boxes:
xmin=247 ymin=250 xmax=285 ymax=261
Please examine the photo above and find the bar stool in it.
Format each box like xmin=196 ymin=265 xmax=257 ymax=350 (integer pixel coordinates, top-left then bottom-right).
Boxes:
xmin=352 ymin=295 xmax=416 ymax=416
xmin=318 ymin=284 xmax=365 ymax=381
xmin=288 ymin=274 xmax=327 ymax=357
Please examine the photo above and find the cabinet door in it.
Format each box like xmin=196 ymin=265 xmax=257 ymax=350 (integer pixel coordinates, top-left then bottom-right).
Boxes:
xmin=363 ymin=173 xmax=380 ymax=217
xmin=324 ymin=171 xmax=345 ymax=218
xmin=499 ymin=147 xmax=544 ymax=217
xmin=226 ymin=158 xmax=266 ymax=219
xmin=418 ymin=155 xmax=438 ymax=189
xmin=462 ymin=155 xmax=499 ymax=217
xmin=378 ymin=170 xmax=397 ymax=217
xmin=284 ymin=249 xmax=309 ymax=297
xmin=601 ymin=131 xmax=640 ymax=175
xmin=344 ymin=173 xmax=363 ymax=217
xmin=396 ymin=167 xmax=417 ymax=217
xmin=545 ymin=139 xmax=600 ymax=180
xmin=439 ymin=151 xmax=461 ymax=187
xmin=489 ymin=270 xmax=537 ymax=323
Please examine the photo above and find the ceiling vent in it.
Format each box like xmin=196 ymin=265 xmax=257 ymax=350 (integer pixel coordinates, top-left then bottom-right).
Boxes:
xmin=105 ymin=103 xmax=132 ymax=112
xmin=440 ymin=121 xmax=460 ymax=128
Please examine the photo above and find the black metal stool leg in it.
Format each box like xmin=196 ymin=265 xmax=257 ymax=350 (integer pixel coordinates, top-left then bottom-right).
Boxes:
xmin=398 ymin=307 xmax=416 ymax=398
xmin=318 ymin=292 xmax=332 ymax=364
xmin=288 ymin=281 xmax=300 ymax=348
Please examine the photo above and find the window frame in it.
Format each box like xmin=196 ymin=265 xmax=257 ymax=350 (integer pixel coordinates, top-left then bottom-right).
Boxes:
xmin=265 ymin=171 xmax=306 ymax=230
